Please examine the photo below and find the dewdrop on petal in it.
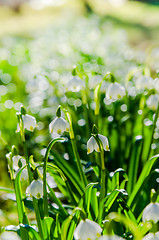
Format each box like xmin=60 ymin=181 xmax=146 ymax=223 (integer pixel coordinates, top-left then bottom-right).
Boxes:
xmin=26 ymin=180 xmax=43 ymax=199
xmin=106 ymin=82 xmax=126 ymax=102
xmin=74 ymin=219 xmax=102 ymax=240
xmin=142 ymin=202 xmax=159 ymax=223
xmin=142 ymin=232 xmax=159 ymax=240
xmin=87 ymin=134 xmax=110 ymax=154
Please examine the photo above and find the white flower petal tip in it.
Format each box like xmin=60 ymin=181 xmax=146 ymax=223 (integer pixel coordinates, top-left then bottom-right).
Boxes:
xmin=16 ymin=114 xmax=37 ymax=132
xmin=146 ymin=94 xmax=159 ymax=111
xmin=49 ymin=117 xmax=69 ymax=135
xmin=142 ymin=202 xmax=159 ymax=223
xmin=26 ymin=180 xmax=43 ymax=199
xmin=106 ymin=82 xmax=126 ymax=102
xmin=87 ymin=134 xmax=110 ymax=154
xmin=0 ymin=231 xmax=21 ymax=240
xmin=65 ymin=76 xmax=84 ymax=92
xmin=12 ymin=155 xmax=26 ymax=171
xmin=74 ymin=219 xmax=102 ymax=240
xmin=142 ymin=232 xmax=159 ymax=240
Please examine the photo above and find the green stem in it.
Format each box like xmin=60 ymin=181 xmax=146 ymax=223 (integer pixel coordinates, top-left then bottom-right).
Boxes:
xmin=64 ymin=110 xmax=87 ymax=189
xmin=98 ymin=149 xmax=106 ymax=224
xmin=23 ymin=140 xmax=44 ymax=239
xmin=43 ymin=138 xmax=64 ymax=217
xmin=32 ymin=197 xmax=44 ymax=239
xmin=23 ymin=141 xmax=32 ymax=183
xmin=71 ymin=138 xmax=87 ymax=188
xmin=92 ymin=134 xmax=107 ymax=223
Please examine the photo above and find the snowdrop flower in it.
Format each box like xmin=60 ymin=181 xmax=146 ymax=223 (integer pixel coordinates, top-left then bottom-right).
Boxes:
xmin=142 ymin=202 xmax=159 ymax=223
xmin=49 ymin=117 xmax=69 ymax=134
xmin=26 ymin=179 xmax=43 ymax=199
xmin=136 ymin=76 xmax=153 ymax=91
xmin=146 ymin=94 xmax=159 ymax=111
xmin=20 ymin=169 xmax=28 ymax=181
xmin=0 ymin=231 xmax=21 ymax=240
xmin=12 ymin=155 xmax=26 ymax=171
xmin=142 ymin=232 xmax=159 ymax=240
xmin=87 ymin=134 xmax=110 ymax=154
xmin=17 ymin=114 xmax=37 ymax=132
xmin=74 ymin=219 xmax=102 ymax=240
xmin=66 ymin=76 xmax=84 ymax=92
xmin=22 ymin=114 xmax=37 ymax=131
xmin=106 ymin=82 xmax=126 ymax=102
xmin=154 ymin=78 xmax=159 ymax=93
xmin=98 ymin=235 xmax=125 ymax=240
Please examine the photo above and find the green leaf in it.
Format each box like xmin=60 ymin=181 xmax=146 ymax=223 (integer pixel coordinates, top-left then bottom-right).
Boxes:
xmin=127 ymin=136 xmax=143 ymax=195
xmin=20 ymin=224 xmax=41 ymax=240
xmin=61 ymin=216 xmax=73 ymax=240
xmin=14 ymin=165 xmax=29 ymax=225
xmin=42 ymin=217 xmax=54 ymax=240
xmin=0 ymin=187 xmax=15 ymax=193
xmin=127 ymin=154 xmax=159 ymax=208
xmin=104 ymin=189 xmax=120 ymax=214
xmin=50 ymin=150 xmax=83 ymax=197
xmin=83 ymin=182 xmax=99 ymax=219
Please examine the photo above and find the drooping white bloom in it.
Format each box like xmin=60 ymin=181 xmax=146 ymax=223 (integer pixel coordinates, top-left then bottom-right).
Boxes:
xmin=74 ymin=219 xmax=102 ymax=240
xmin=153 ymin=77 xmax=159 ymax=93
xmin=146 ymin=94 xmax=159 ymax=111
xmin=106 ymin=82 xmax=126 ymax=102
xmin=17 ymin=114 xmax=37 ymax=132
xmin=26 ymin=180 xmax=43 ymax=199
xmin=136 ymin=76 xmax=153 ymax=91
xmin=142 ymin=202 xmax=159 ymax=223
xmin=22 ymin=114 xmax=37 ymax=132
xmin=87 ymin=134 xmax=110 ymax=154
xmin=20 ymin=169 xmax=29 ymax=181
xmin=0 ymin=231 xmax=21 ymax=240
xmin=98 ymin=235 xmax=125 ymax=240
xmin=142 ymin=232 xmax=159 ymax=240
xmin=66 ymin=76 xmax=84 ymax=92
xmin=49 ymin=117 xmax=69 ymax=134
xmin=12 ymin=155 xmax=26 ymax=171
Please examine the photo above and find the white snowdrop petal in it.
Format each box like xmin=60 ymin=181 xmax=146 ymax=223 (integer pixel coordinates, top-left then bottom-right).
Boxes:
xmin=26 ymin=180 xmax=43 ymax=199
xmin=12 ymin=155 xmax=26 ymax=171
xmin=142 ymin=232 xmax=159 ymax=240
xmin=106 ymin=82 xmax=125 ymax=102
xmin=142 ymin=202 xmax=159 ymax=223
xmin=146 ymin=94 xmax=159 ymax=111
xmin=66 ymin=76 xmax=84 ymax=92
xmin=22 ymin=114 xmax=37 ymax=132
xmin=87 ymin=136 xmax=95 ymax=154
xmin=74 ymin=219 xmax=102 ymax=240
xmin=98 ymin=134 xmax=110 ymax=151
xmin=49 ymin=117 xmax=69 ymax=134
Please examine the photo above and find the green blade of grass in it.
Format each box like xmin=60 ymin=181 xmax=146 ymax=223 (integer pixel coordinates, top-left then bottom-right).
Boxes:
xmin=127 ymin=135 xmax=143 ymax=195
xmin=127 ymin=154 xmax=159 ymax=208
xmin=50 ymin=149 xmax=84 ymax=196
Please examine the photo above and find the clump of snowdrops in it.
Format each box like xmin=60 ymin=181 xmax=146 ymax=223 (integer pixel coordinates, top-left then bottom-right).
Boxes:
xmin=1 ymin=65 xmax=159 ymax=240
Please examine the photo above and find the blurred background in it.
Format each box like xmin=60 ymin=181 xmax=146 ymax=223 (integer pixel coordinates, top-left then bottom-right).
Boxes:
xmin=0 ymin=0 xmax=159 ymax=227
